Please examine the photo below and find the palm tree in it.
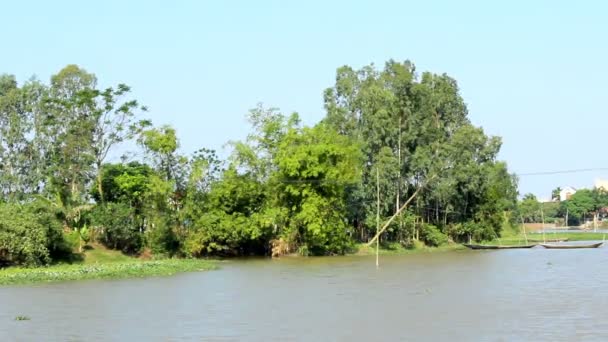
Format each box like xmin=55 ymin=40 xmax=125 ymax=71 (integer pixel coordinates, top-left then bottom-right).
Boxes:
xmin=551 ymin=187 xmax=562 ymax=202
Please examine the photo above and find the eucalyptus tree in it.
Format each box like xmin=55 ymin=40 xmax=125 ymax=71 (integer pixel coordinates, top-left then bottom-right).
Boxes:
xmin=0 ymin=74 xmax=31 ymax=201
xmin=323 ymin=60 xmax=516 ymax=243
xmin=44 ymin=65 xmax=97 ymax=215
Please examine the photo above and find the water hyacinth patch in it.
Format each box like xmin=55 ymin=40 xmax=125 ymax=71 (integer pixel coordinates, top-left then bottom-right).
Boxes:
xmin=0 ymin=259 xmax=216 ymax=285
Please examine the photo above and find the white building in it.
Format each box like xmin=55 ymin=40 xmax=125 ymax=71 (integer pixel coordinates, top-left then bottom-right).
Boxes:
xmin=559 ymin=186 xmax=576 ymax=201
xmin=594 ymin=179 xmax=608 ymax=191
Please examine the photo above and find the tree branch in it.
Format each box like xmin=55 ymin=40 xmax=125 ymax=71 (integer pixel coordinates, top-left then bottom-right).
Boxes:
xmin=366 ymin=174 xmax=437 ymax=247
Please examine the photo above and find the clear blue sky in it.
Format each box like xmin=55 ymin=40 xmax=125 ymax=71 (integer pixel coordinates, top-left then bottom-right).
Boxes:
xmin=4 ymin=0 xmax=608 ymax=198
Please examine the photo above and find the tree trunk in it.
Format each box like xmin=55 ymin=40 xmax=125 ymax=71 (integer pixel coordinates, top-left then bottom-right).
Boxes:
xmin=360 ymin=224 xmax=364 ymax=242
xmin=436 ymin=201 xmax=439 ymax=223
xmin=96 ymin=161 xmax=104 ymax=203
xmin=418 ymin=203 xmax=424 ymax=241
xmin=594 ymin=212 xmax=598 ymax=232
xmin=71 ymin=178 xmax=77 ymax=201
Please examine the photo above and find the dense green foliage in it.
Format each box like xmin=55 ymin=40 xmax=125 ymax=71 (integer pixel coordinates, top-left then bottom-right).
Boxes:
xmin=518 ymin=188 xmax=608 ymax=226
xmin=0 ymin=201 xmax=70 ymax=266
xmin=0 ymin=60 xmax=518 ymax=266
xmin=90 ymin=203 xmax=142 ymax=254
xmin=519 ymin=194 xmax=542 ymax=223
xmin=323 ymin=61 xmax=517 ymax=243
xmin=563 ymin=189 xmax=608 ymax=225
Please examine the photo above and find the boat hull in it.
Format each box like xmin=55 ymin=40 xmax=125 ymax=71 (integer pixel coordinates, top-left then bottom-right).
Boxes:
xmin=540 ymin=242 xmax=603 ymax=249
xmin=463 ymin=244 xmax=537 ymax=250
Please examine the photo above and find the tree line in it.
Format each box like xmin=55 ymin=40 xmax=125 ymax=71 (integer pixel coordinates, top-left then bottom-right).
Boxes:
xmin=519 ymin=188 xmax=608 ymax=227
xmin=0 ymin=61 xmax=518 ymax=266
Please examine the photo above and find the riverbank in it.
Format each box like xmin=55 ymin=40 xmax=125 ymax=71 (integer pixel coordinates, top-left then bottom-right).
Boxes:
xmin=0 ymin=244 xmax=216 ymax=286
xmin=2 ymin=241 xmax=467 ymax=285
xmin=487 ymin=232 xmax=608 ymax=246
xmin=354 ymin=242 xmax=465 ymax=256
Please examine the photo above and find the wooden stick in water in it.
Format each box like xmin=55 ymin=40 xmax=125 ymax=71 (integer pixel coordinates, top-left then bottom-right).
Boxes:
xmin=520 ymin=216 xmax=528 ymax=245
xmin=541 ymin=203 xmax=546 ymax=244
xmin=376 ymin=167 xmax=380 ymax=269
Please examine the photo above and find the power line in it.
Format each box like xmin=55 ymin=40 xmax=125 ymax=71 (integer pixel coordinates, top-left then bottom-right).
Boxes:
xmin=269 ymin=167 xmax=608 ymax=186
xmin=277 ymin=167 xmax=608 ymax=181
xmin=517 ymin=167 xmax=608 ymax=176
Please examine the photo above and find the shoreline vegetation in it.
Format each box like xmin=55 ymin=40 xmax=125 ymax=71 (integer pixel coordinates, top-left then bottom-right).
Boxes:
xmin=0 ymin=61 xmax=519 ymax=271
xmin=4 ymin=230 xmax=605 ymax=286
xmin=0 ymin=245 xmax=216 ymax=286
xmin=0 ymin=242 xmax=466 ymax=285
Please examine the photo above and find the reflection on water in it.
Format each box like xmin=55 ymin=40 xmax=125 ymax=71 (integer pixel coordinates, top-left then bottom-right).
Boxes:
xmin=2 ymin=247 xmax=608 ymax=341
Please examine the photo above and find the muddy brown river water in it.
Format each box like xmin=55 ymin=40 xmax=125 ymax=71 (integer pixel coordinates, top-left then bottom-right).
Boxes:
xmin=2 ymin=246 xmax=608 ymax=341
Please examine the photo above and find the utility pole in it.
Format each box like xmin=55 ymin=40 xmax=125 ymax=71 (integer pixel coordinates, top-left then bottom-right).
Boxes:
xmin=396 ymin=116 xmax=401 ymax=215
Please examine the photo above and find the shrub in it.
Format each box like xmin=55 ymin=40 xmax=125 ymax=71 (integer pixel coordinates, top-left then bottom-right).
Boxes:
xmin=419 ymin=224 xmax=448 ymax=247
xmin=25 ymin=200 xmax=73 ymax=261
xmin=146 ymin=217 xmax=181 ymax=257
xmin=290 ymin=195 xmax=354 ymax=256
xmin=0 ymin=203 xmax=53 ymax=266
xmin=63 ymin=231 xmax=81 ymax=251
xmin=90 ymin=203 xmax=142 ymax=254
xmin=183 ymin=211 xmax=271 ymax=257
xmin=450 ymin=221 xmax=497 ymax=243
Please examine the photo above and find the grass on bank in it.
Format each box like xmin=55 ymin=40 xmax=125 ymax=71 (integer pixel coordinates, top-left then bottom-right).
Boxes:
xmin=81 ymin=245 xmax=133 ymax=264
xmin=354 ymin=241 xmax=465 ymax=256
xmin=0 ymin=244 xmax=216 ymax=286
xmin=485 ymin=232 xmax=608 ymax=246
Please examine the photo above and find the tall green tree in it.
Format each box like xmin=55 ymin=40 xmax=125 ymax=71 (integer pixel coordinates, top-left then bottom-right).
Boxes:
xmin=273 ymin=123 xmax=361 ymax=255
xmin=0 ymin=74 xmax=31 ymax=200
xmin=44 ymin=65 xmax=98 ymax=224
xmin=519 ymin=193 xmax=541 ymax=223
xmin=564 ymin=189 xmax=595 ymax=224
xmin=85 ymin=84 xmax=148 ymax=203
xmin=323 ymin=60 xmax=515 ymax=243
xmin=0 ymin=76 xmax=50 ymax=201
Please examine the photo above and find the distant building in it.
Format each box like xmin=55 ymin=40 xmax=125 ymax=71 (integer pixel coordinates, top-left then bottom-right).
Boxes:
xmin=595 ymin=179 xmax=608 ymax=191
xmin=559 ymin=186 xmax=576 ymax=201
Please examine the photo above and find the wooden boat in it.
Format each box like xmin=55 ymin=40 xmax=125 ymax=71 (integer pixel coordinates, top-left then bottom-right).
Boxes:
xmin=540 ymin=242 xmax=603 ymax=249
xmin=463 ymin=244 xmax=537 ymax=250
xmin=528 ymin=238 xmax=569 ymax=243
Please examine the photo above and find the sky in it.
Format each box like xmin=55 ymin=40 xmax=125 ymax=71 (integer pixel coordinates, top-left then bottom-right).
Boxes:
xmin=3 ymin=0 xmax=608 ymax=199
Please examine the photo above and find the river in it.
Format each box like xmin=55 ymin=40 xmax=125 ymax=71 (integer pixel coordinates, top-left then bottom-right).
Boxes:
xmin=2 ymin=247 xmax=608 ymax=341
